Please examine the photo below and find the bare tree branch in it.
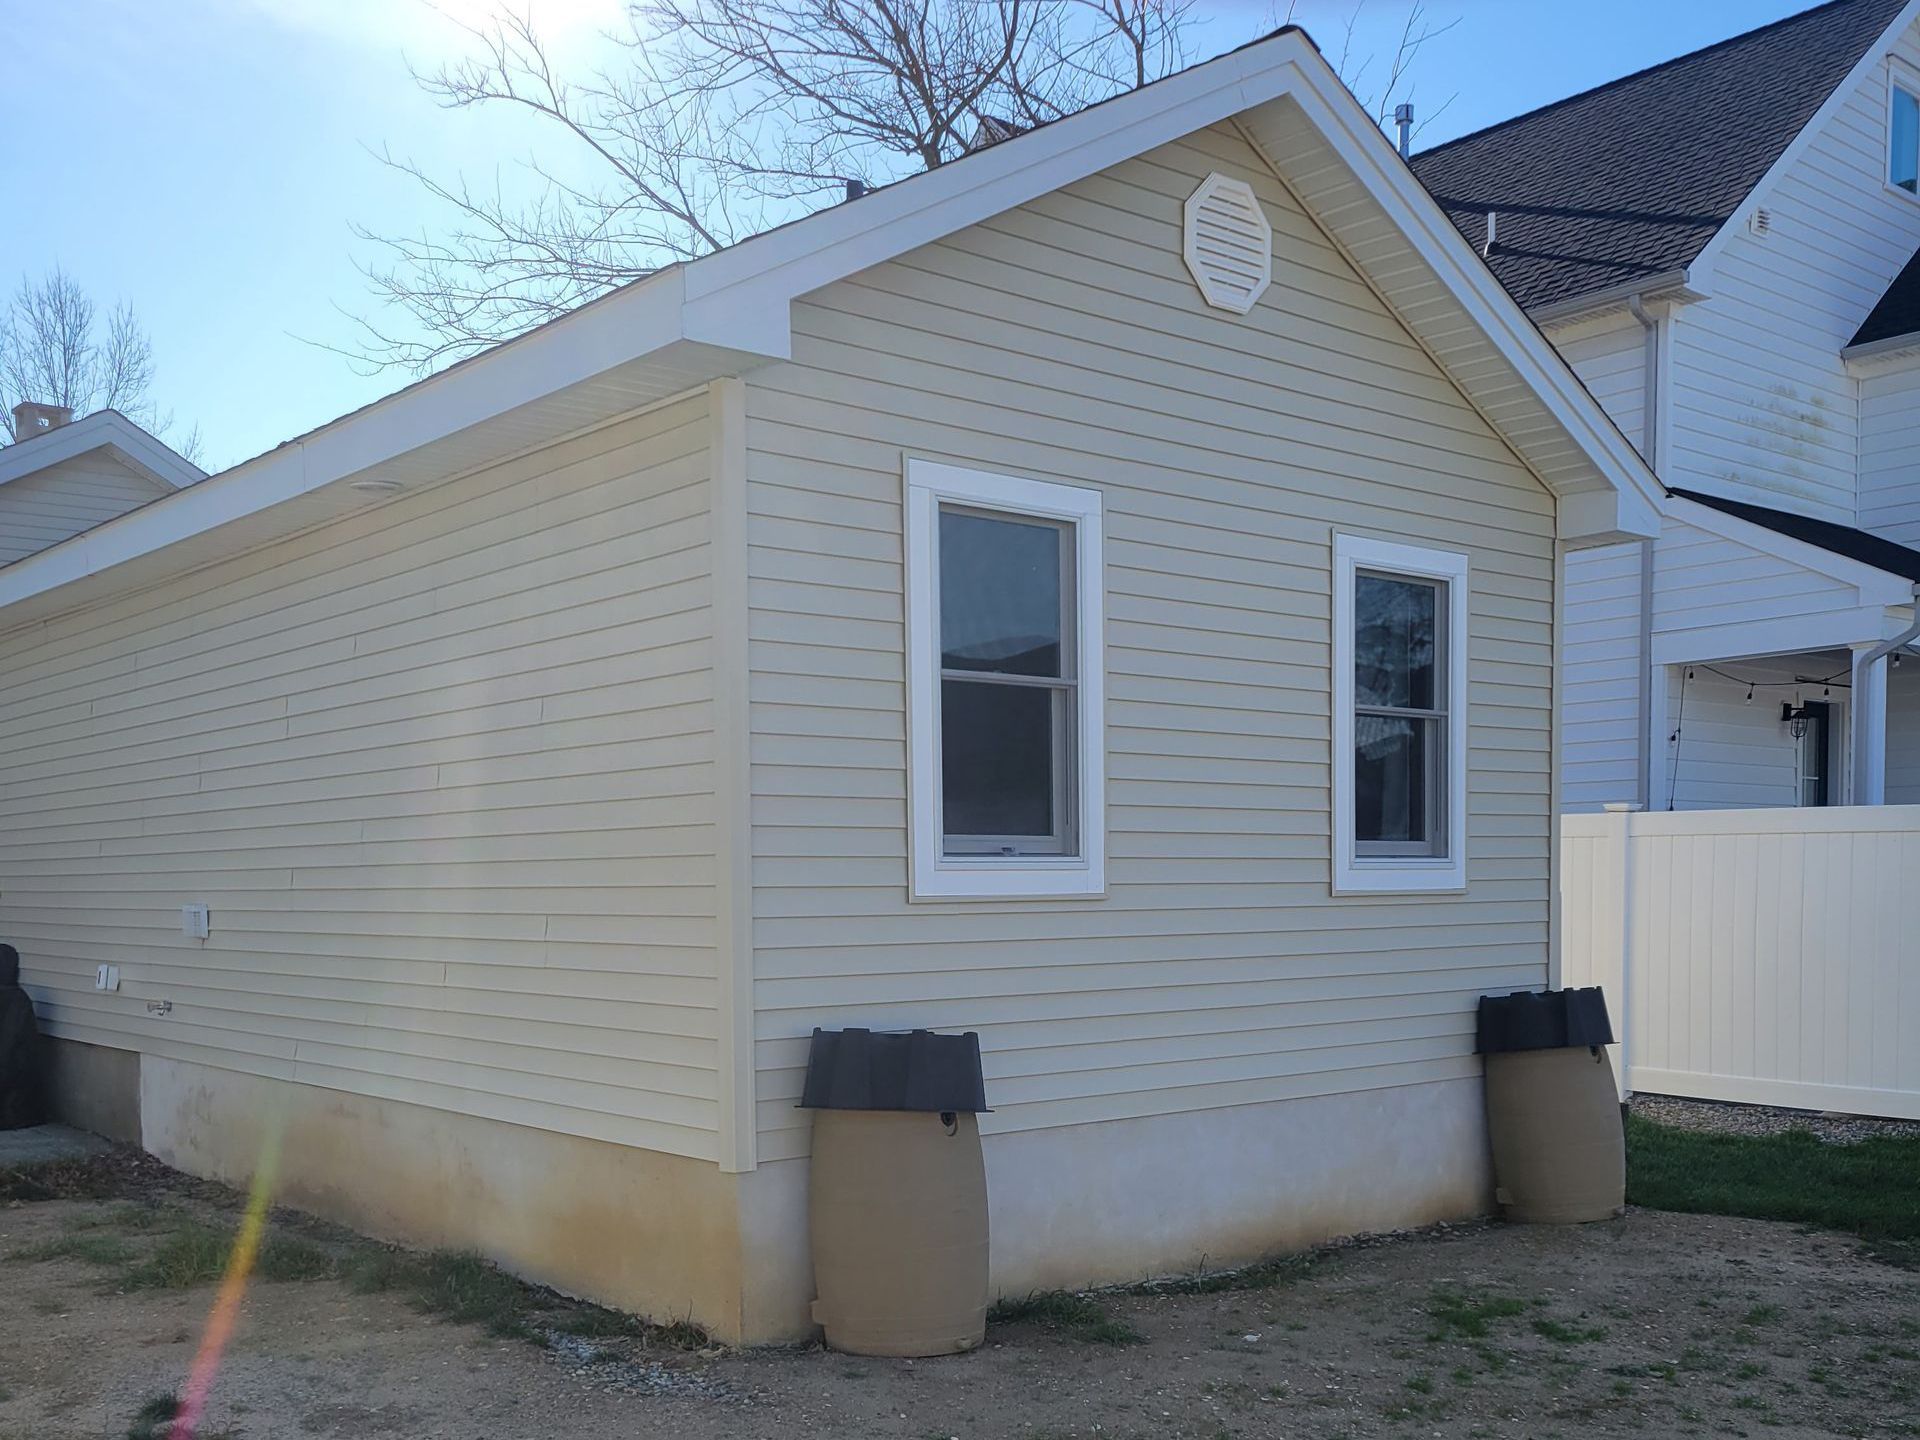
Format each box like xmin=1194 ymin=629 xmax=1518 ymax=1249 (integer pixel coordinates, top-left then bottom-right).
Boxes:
xmin=350 ymin=0 xmax=1196 ymax=373
xmin=0 ymin=268 xmax=201 ymax=462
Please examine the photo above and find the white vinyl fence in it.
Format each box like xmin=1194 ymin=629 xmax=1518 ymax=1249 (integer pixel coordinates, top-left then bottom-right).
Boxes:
xmin=1562 ymin=805 xmax=1920 ymax=1120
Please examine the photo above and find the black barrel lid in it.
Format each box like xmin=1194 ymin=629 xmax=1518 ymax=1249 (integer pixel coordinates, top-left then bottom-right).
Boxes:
xmin=798 ymin=1027 xmax=988 ymax=1112
xmin=1476 ymin=986 xmax=1614 ymax=1055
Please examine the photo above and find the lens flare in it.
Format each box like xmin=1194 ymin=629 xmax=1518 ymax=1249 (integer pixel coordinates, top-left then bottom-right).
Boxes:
xmin=172 ymin=1121 xmax=283 ymax=1440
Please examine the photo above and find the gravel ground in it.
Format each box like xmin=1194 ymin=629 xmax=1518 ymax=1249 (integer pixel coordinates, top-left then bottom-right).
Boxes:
xmin=1631 ymin=1092 xmax=1920 ymax=1144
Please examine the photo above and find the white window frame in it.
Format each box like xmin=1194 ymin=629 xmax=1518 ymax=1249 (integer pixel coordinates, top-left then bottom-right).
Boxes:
xmin=1887 ymin=58 xmax=1920 ymax=203
xmin=905 ymin=458 xmax=1106 ymax=900
xmin=1332 ymin=533 xmax=1469 ymax=896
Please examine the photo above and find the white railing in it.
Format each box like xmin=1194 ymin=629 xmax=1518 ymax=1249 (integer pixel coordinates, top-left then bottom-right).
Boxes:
xmin=1562 ymin=804 xmax=1920 ymax=1120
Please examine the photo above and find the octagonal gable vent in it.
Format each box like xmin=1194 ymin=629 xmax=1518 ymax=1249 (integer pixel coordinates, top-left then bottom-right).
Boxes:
xmin=1183 ymin=173 xmax=1271 ymax=314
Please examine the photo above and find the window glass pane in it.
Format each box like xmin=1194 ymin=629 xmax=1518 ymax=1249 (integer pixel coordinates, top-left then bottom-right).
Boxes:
xmin=1798 ymin=702 xmax=1831 ymax=807
xmin=1354 ymin=574 xmax=1437 ymax=709
xmin=1355 ymin=714 xmax=1433 ymax=846
xmin=940 ymin=509 xmax=1064 ymax=676
xmin=941 ymin=679 xmax=1061 ymax=840
xmin=1894 ymin=86 xmax=1919 ymax=192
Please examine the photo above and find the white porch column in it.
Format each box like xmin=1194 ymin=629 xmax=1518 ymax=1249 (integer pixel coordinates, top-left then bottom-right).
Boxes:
xmin=1852 ymin=643 xmax=1889 ymax=806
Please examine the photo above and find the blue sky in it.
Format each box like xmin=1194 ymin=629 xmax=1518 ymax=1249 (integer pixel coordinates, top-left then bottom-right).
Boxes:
xmin=0 ymin=0 xmax=1816 ymax=471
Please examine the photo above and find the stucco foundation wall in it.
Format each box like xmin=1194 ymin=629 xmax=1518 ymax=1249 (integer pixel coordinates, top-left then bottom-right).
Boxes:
xmin=740 ymin=1076 xmax=1490 ymax=1336
xmin=140 ymin=1055 xmax=758 ymax=1342
xmin=44 ymin=1035 xmax=142 ymax=1143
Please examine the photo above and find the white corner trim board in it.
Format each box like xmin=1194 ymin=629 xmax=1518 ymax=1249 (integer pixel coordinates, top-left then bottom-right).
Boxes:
xmin=903 ymin=458 xmax=1107 ymax=901
xmin=1330 ymin=533 xmax=1470 ymax=896
xmin=1183 ymin=173 xmax=1273 ymax=313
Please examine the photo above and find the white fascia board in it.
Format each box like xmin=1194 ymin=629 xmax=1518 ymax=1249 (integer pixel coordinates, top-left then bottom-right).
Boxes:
xmin=1665 ymin=494 xmax=1918 ymax=605
xmin=1653 ymin=606 xmax=1910 ymax=666
xmin=1689 ymin=0 xmax=1920 ymax=289
xmin=0 ymin=410 xmax=203 ymax=491
xmin=1266 ymin=54 xmax=1663 ymax=538
xmin=1843 ymin=332 xmax=1920 ymax=369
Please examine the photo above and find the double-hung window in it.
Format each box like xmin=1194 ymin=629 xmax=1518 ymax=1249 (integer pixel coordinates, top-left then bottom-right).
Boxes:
xmin=905 ymin=460 xmax=1105 ymax=899
xmin=1332 ymin=534 xmax=1469 ymax=894
xmin=1892 ymin=67 xmax=1920 ymax=195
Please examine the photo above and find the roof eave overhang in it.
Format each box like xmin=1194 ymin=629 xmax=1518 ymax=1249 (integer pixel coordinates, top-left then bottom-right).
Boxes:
xmin=1842 ymin=330 xmax=1920 ymax=370
xmin=1528 ymin=271 xmax=1706 ymax=329
xmin=0 ymin=409 xmax=204 ymax=493
xmin=0 ymin=26 xmax=1659 ymax=628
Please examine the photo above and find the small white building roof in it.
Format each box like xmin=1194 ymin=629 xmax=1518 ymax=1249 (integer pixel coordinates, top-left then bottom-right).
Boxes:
xmin=0 ymin=408 xmax=204 ymax=494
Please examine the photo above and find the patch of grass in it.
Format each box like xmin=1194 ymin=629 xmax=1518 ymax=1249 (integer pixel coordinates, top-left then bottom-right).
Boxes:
xmin=988 ymin=1291 xmax=1144 ymax=1346
xmin=1531 ymin=1317 xmax=1608 ymax=1344
xmin=1743 ymin=1302 xmax=1784 ymax=1325
xmin=122 ymin=1219 xmax=232 ymax=1290
xmin=126 ymin=1393 xmax=179 ymax=1440
xmin=10 ymin=1232 xmax=139 ymax=1267
xmin=1733 ymin=1360 xmax=1769 ymax=1380
xmin=404 ymin=1250 xmax=539 ymax=1337
xmin=1426 ymin=1287 xmax=1529 ymax=1341
xmin=1405 ymin=1373 xmax=1435 ymax=1395
xmin=256 ymin=1234 xmax=334 ymax=1282
xmin=1126 ymin=1251 xmax=1321 ymax=1297
xmin=1628 ymin=1118 xmax=1920 ymax=1267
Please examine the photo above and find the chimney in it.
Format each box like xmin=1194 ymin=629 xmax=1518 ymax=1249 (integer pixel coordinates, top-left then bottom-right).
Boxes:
xmin=12 ymin=401 xmax=73 ymax=441
xmin=1394 ymin=103 xmax=1414 ymax=159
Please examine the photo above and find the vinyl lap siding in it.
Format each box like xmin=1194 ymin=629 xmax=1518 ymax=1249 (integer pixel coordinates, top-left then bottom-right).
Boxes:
xmin=1665 ymin=18 xmax=1920 ymax=524
xmin=1562 ymin=541 xmax=1643 ymax=810
xmin=1859 ymin=363 xmax=1920 ymax=546
xmin=0 ymin=452 xmax=171 ymax=566
xmin=743 ymin=126 xmax=1557 ymax=1161
xmin=1552 ymin=319 xmax=1646 ymax=456
xmin=0 ymin=395 xmax=724 ymax=1160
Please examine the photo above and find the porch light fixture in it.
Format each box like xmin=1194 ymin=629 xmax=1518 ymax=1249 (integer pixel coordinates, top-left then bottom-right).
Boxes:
xmin=1781 ymin=701 xmax=1812 ymax=740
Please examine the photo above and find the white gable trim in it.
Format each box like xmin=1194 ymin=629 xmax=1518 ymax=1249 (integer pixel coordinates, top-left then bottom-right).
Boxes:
xmin=0 ymin=26 xmax=1658 ymax=622
xmin=1690 ymin=0 xmax=1920 ymax=290
xmin=0 ymin=409 xmax=203 ymax=492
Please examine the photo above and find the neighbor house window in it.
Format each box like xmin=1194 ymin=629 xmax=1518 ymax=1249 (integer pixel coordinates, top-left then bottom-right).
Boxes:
xmin=905 ymin=459 xmax=1105 ymax=899
xmin=1893 ymin=75 xmax=1920 ymax=193
xmin=1332 ymin=534 xmax=1469 ymax=894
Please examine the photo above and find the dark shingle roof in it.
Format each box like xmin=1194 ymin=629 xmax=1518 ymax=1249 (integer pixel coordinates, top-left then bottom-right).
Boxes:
xmin=1408 ymin=0 xmax=1909 ymax=312
xmin=1851 ymin=245 xmax=1920 ymax=346
xmin=1671 ymin=487 xmax=1920 ymax=581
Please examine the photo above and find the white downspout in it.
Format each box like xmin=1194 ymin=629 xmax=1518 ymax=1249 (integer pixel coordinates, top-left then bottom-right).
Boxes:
xmin=1627 ymin=294 xmax=1660 ymax=810
xmin=1851 ymin=585 xmax=1920 ymax=805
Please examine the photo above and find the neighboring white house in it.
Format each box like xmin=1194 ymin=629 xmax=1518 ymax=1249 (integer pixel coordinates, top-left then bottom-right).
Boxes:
xmin=1412 ymin=0 xmax=1920 ymax=813
xmin=0 ymin=28 xmax=1660 ymax=1342
xmin=0 ymin=404 xmax=204 ymax=566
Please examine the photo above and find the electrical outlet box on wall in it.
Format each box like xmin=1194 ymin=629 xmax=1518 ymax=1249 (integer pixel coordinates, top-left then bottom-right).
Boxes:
xmin=181 ymin=904 xmax=210 ymax=940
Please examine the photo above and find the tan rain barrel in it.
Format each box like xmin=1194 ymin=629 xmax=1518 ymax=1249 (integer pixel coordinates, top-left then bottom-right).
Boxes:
xmin=801 ymin=1027 xmax=991 ymax=1357
xmin=1477 ymin=987 xmax=1625 ymax=1225
xmin=1483 ymin=1045 xmax=1625 ymax=1223
xmin=809 ymin=1108 xmax=989 ymax=1356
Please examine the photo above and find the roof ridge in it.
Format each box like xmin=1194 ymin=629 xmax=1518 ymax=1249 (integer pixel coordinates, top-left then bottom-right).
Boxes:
xmin=1412 ymin=0 xmax=1874 ymax=161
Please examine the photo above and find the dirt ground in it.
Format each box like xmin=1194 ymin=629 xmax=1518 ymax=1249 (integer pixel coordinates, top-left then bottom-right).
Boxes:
xmin=4 ymin=1167 xmax=1918 ymax=1440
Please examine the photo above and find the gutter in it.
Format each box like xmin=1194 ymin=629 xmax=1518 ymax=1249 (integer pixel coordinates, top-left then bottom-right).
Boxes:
xmin=1528 ymin=269 xmax=1697 ymax=328
xmin=1626 ymin=293 xmax=1661 ymax=810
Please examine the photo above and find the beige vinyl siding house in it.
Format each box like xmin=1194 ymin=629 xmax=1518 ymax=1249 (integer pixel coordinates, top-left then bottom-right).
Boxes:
xmin=0 ymin=31 xmax=1657 ymax=1342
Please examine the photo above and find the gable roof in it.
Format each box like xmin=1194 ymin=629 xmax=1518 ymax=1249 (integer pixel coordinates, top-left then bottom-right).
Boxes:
xmin=0 ymin=26 xmax=1660 ymax=628
xmin=1408 ymin=0 xmax=1911 ymax=313
xmin=1672 ymin=485 xmax=1920 ymax=582
xmin=1849 ymin=243 xmax=1920 ymax=349
xmin=0 ymin=409 xmax=204 ymax=493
